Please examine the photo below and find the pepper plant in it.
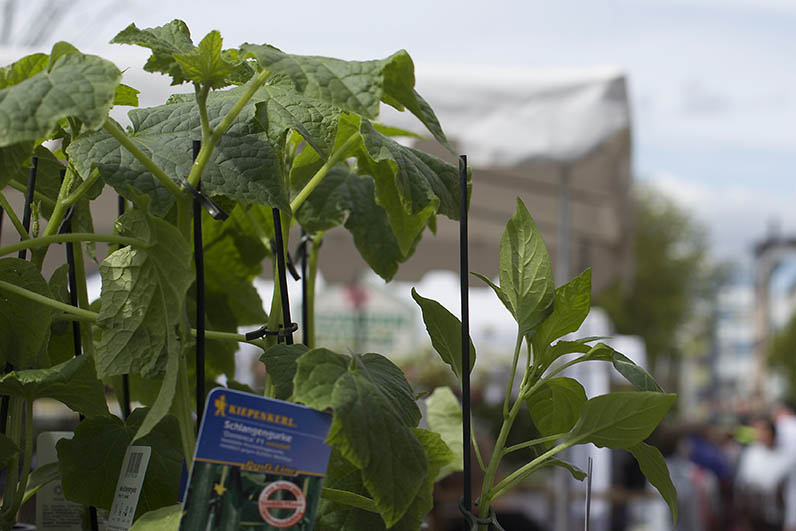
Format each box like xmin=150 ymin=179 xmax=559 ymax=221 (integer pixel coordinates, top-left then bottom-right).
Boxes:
xmin=412 ymin=198 xmax=678 ymax=529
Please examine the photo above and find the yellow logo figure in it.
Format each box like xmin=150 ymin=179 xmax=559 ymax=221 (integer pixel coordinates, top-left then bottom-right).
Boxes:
xmin=214 ymin=394 xmax=227 ymax=417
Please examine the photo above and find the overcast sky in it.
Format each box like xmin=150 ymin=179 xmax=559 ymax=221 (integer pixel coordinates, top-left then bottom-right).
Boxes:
xmin=4 ymin=0 xmax=796 ymax=264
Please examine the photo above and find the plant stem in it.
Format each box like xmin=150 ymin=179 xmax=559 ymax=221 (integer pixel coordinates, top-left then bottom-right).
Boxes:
xmin=503 ymin=332 xmax=524 ymax=419
xmin=195 ymin=84 xmax=211 ymax=143
xmin=40 ymin=168 xmax=76 ymax=239
xmin=187 ymin=69 xmax=271 ymax=189
xmin=190 ymin=328 xmax=263 ymax=349
xmin=62 ymin=168 xmax=102 ymax=207
xmin=477 ymin=393 xmax=526 ymax=527
xmin=0 ymin=192 xmax=29 ymax=240
xmin=290 ymin=134 xmax=360 ymax=213
xmin=103 ymin=119 xmax=183 ymax=198
xmin=0 ymin=280 xmax=98 ymax=321
xmin=71 ymin=243 xmax=95 ymax=357
xmin=11 ymin=400 xmax=33 ymax=512
xmin=488 ymin=440 xmax=573 ymax=501
xmin=504 ymin=433 xmax=567 ymax=454
xmin=0 ymin=233 xmax=145 ymax=258
xmin=470 ymin=412 xmax=486 ymax=472
xmin=7 ymin=181 xmax=55 ymax=209
xmin=306 ymin=232 xmax=323 ymax=348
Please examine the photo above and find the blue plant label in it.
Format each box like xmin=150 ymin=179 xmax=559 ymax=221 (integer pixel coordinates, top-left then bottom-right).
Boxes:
xmin=179 ymin=388 xmax=332 ymax=530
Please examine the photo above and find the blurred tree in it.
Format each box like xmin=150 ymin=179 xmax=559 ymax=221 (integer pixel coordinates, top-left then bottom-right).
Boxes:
xmin=769 ymin=311 xmax=796 ymax=401
xmin=596 ymin=183 xmax=727 ymax=385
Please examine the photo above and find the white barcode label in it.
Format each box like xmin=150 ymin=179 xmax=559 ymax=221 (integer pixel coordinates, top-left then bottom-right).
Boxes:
xmin=107 ymin=445 xmax=151 ymax=531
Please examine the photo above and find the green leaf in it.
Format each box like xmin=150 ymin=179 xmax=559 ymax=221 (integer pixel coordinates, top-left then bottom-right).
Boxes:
xmin=318 ymin=429 xmax=453 ymax=531
xmin=526 ymin=377 xmax=586 ymax=441
xmin=174 ymin=30 xmax=238 ymax=89
xmin=0 ymin=141 xmax=34 ymax=189
xmin=295 ymin=164 xmax=409 ymax=280
xmin=0 ymin=433 xmax=19 ymax=469
xmin=48 ymin=41 xmax=81 ymax=69
xmin=47 ymin=265 xmax=78 ymax=366
xmin=293 ymin=348 xmax=425 ymax=526
xmin=411 ymin=289 xmax=475 ymax=380
xmin=499 ymin=198 xmax=555 ymax=337
xmin=0 ymin=355 xmax=109 ymax=417
xmin=425 ymin=386 xmax=464 ymax=479
xmin=371 ymin=123 xmax=422 ymax=139
xmin=57 ymin=408 xmax=183 ymax=516
xmin=541 ymin=339 xmax=595 ymax=369
xmin=472 ymin=272 xmax=514 ymax=314
xmin=542 ymin=458 xmax=587 ymax=481
xmin=114 ymin=84 xmax=140 ymax=107
xmin=111 ymin=20 xmax=196 ymax=85
xmin=22 ymin=462 xmax=59 ymax=504
xmin=568 ymin=392 xmax=676 ymax=449
xmin=0 ymin=50 xmax=120 ymax=146
xmin=259 ymin=343 xmax=308 ymax=400
xmin=241 ymin=45 xmax=448 ymax=147
xmin=583 ymin=343 xmax=664 ymax=392
xmin=628 ymin=442 xmax=678 ymax=524
xmin=132 ymin=340 xmax=179 ymax=442
xmin=129 ymin=504 xmax=181 ymax=531
xmin=533 ymin=269 xmax=591 ymax=361
xmin=94 ymin=205 xmax=192 ymax=378
xmin=0 ymin=257 xmax=52 ymax=368
xmin=0 ymin=52 xmax=48 ymax=90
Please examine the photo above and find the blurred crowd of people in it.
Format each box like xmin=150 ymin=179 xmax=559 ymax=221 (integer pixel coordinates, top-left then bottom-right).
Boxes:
xmin=623 ymin=402 xmax=796 ymax=531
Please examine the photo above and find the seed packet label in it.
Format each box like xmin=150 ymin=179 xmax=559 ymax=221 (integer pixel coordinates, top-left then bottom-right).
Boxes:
xmin=180 ymin=388 xmax=333 ymax=530
xmin=107 ymin=445 xmax=151 ymax=531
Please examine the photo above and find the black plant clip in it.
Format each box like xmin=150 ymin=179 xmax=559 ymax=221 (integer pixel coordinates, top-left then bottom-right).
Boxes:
xmin=271 ymin=237 xmax=301 ymax=281
xmin=179 ymin=176 xmax=229 ymax=221
xmin=244 ymin=322 xmax=298 ymax=341
xmin=459 ymin=499 xmax=506 ymax=531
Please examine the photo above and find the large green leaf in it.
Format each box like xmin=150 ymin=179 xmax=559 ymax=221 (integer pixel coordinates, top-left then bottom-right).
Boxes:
xmin=295 ymin=164 xmax=411 ymax=280
xmin=628 ymin=442 xmax=678 ymax=524
xmin=133 ymin=346 xmax=179 ymax=442
xmin=0 ymin=141 xmax=34 ymax=189
xmin=425 ymin=386 xmax=464 ymax=479
xmin=0 ymin=52 xmax=49 ymax=89
xmin=129 ymin=504 xmax=181 ymax=531
xmin=0 ymin=48 xmax=120 ymax=146
xmin=111 ymin=20 xmax=196 ymax=85
xmin=533 ymin=269 xmax=591 ymax=365
xmin=0 ymin=433 xmax=19 ymax=469
xmin=318 ymin=429 xmax=453 ymax=531
xmin=0 ymin=258 xmax=52 ymax=369
xmin=499 ymin=198 xmax=555 ymax=337
xmin=568 ymin=392 xmax=676 ymax=449
xmin=241 ymin=45 xmax=448 ymax=148
xmin=56 ymin=408 xmax=183 ymax=517
xmin=293 ymin=348 xmax=425 ymax=526
xmin=259 ymin=343 xmax=308 ymax=400
xmin=174 ymin=30 xmax=237 ymax=89
xmin=411 ymin=289 xmax=475 ymax=380
xmin=94 ymin=205 xmax=192 ymax=378
xmin=526 ymin=377 xmax=587 ymax=441
xmin=0 ymin=355 xmax=109 ymax=417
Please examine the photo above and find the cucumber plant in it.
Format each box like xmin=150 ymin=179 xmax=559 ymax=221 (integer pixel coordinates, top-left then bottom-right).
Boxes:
xmin=0 ymin=19 xmax=462 ymax=530
xmin=411 ymin=198 xmax=678 ymax=530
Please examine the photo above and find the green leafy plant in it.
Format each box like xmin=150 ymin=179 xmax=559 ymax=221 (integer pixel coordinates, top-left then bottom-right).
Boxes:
xmin=412 ymin=198 xmax=678 ymax=530
xmin=0 ymin=19 xmax=463 ymax=530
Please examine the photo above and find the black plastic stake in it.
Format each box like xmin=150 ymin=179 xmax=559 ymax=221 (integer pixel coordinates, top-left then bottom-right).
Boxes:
xmin=118 ymin=196 xmax=132 ymax=421
xmin=300 ymin=230 xmax=309 ymax=346
xmin=192 ymin=140 xmax=207 ymax=427
xmin=60 ymin=170 xmax=99 ymax=531
xmin=272 ymin=208 xmax=294 ymax=345
xmin=17 ymin=157 xmax=37 ymax=260
xmin=459 ymin=156 xmax=472 ymax=519
xmin=585 ymin=457 xmax=593 ymax=531
xmin=0 ymin=206 xmax=4 ymax=245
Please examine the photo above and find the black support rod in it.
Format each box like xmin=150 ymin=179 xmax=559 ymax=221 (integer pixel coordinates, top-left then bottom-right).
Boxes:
xmin=300 ymin=231 xmax=309 ymax=346
xmin=459 ymin=155 xmax=472 ymax=517
xmin=118 ymin=195 xmax=131 ymax=421
xmin=272 ymin=208 xmax=294 ymax=345
xmin=192 ymin=140 xmax=207 ymax=426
